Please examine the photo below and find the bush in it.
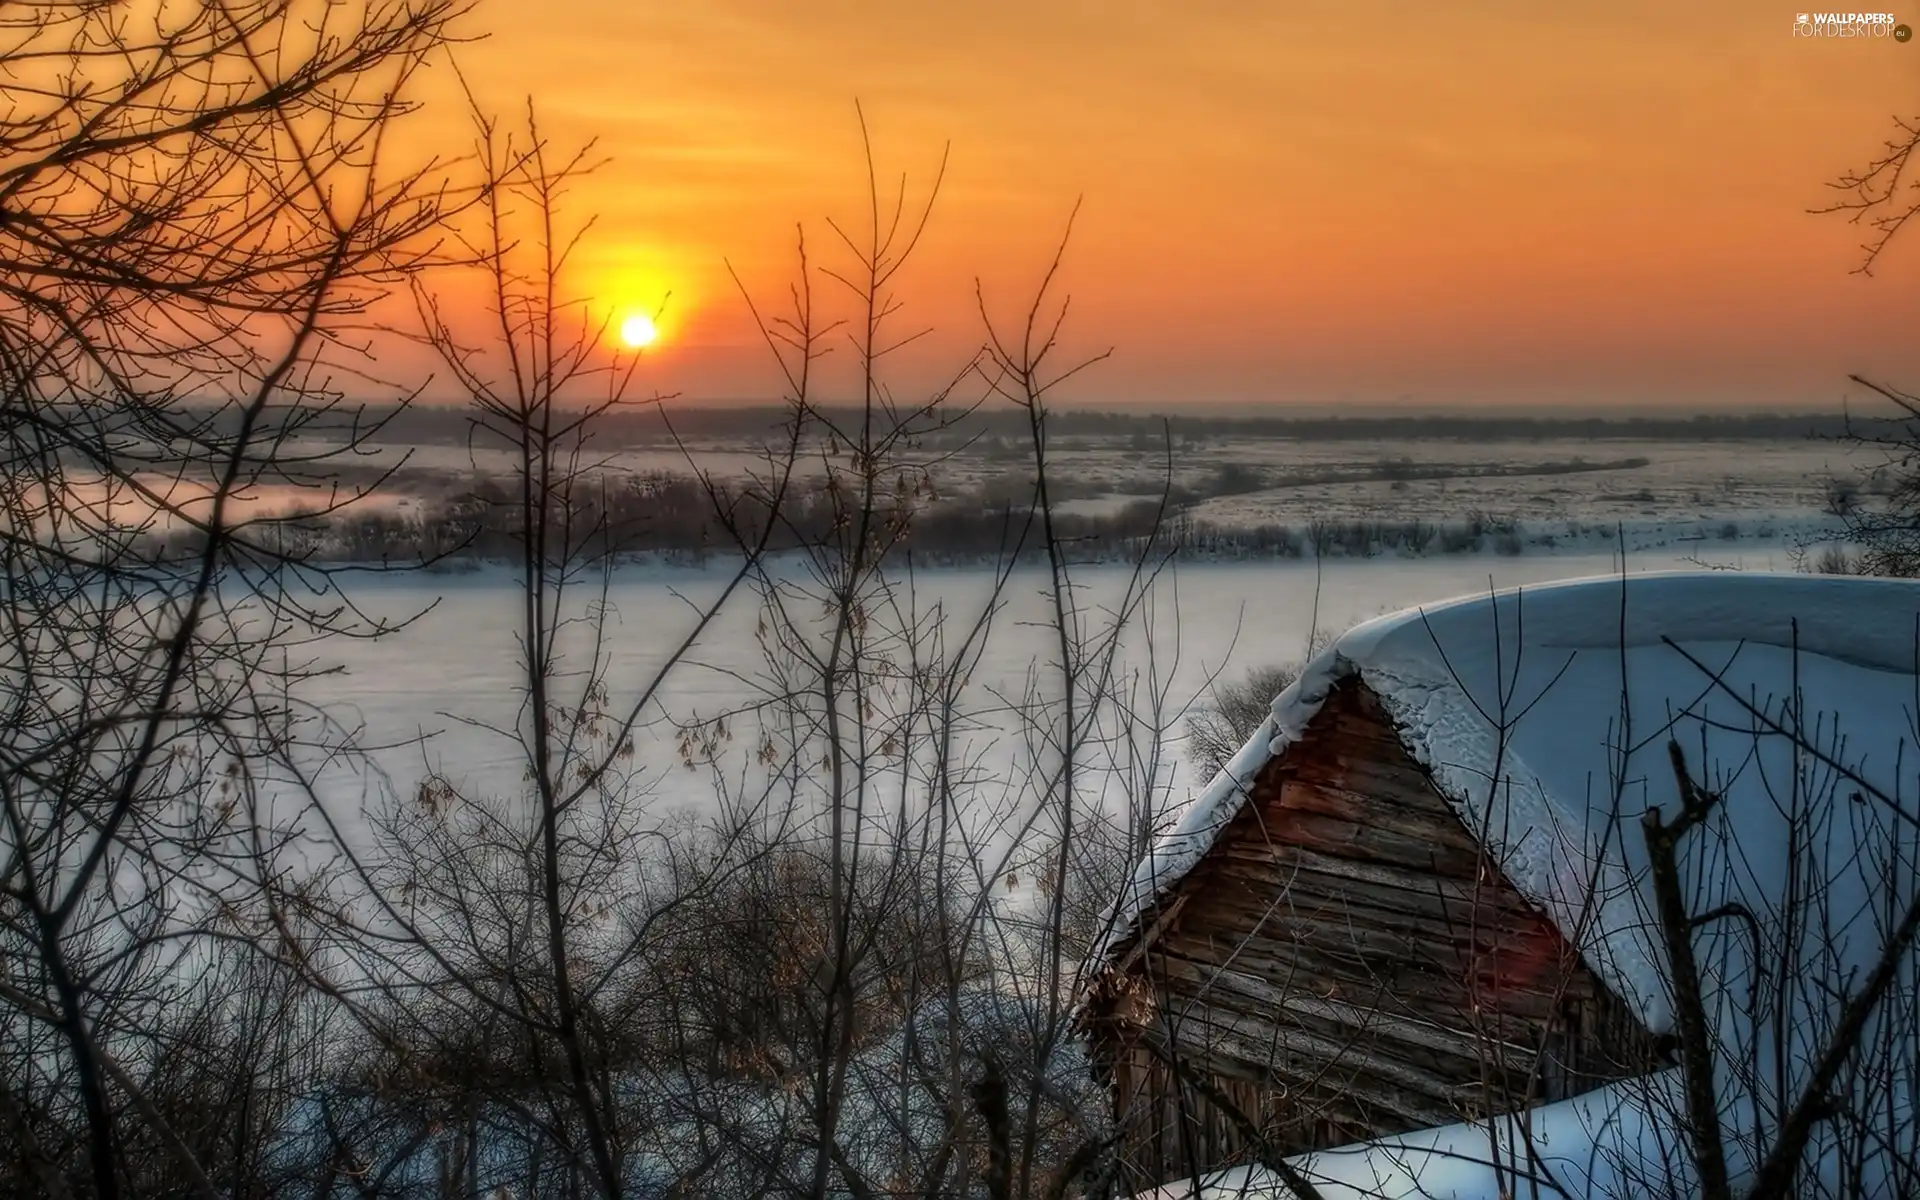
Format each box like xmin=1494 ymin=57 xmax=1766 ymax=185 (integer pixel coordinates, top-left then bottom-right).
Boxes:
xmin=644 ymin=837 xmax=972 ymax=1084
xmin=1184 ymin=663 xmax=1301 ymax=782
xmin=1211 ymin=462 xmax=1267 ymax=497
xmin=1815 ymin=545 xmax=1858 ymax=575
xmin=1438 ymin=523 xmax=1482 ymax=554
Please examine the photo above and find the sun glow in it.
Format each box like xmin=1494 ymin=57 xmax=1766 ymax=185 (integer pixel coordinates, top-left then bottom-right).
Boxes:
xmin=618 ymin=313 xmax=658 ymax=349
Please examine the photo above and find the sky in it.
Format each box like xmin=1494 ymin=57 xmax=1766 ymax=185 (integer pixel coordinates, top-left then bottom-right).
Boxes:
xmin=403 ymin=1 xmax=1920 ymax=411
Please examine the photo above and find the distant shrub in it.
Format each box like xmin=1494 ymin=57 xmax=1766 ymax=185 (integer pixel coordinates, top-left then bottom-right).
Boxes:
xmin=1815 ymin=545 xmax=1857 ymax=575
xmin=1211 ymin=462 xmax=1267 ymax=497
xmin=1438 ymin=523 xmax=1481 ymax=554
xmin=1185 ymin=663 xmax=1301 ymax=782
xmin=1305 ymin=518 xmax=1335 ymax=556
xmin=1335 ymin=520 xmax=1379 ymax=557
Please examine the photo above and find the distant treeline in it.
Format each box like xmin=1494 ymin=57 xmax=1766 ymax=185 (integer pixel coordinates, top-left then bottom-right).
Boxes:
xmin=185 ymin=471 xmax=1689 ymax=569
xmin=330 ymin=404 xmax=1884 ymax=449
xmin=109 ymin=401 xmax=1890 ymax=453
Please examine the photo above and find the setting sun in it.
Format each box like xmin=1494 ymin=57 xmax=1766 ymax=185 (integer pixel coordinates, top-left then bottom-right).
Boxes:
xmin=618 ymin=313 xmax=658 ymax=349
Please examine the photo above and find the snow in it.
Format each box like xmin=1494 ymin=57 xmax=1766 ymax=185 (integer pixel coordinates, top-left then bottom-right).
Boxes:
xmin=1097 ymin=571 xmax=1920 ymax=1197
xmin=1129 ymin=1070 xmax=1697 ymax=1199
xmin=307 ymin=550 xmax=1769 ymax=822
xmin=1134 ymin=1064 xmax=1915 ymax=1200
xmin=278 ymin=985 xmax=1105 ymax=1196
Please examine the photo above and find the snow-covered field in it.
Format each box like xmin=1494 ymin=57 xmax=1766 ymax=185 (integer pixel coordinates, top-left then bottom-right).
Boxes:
xmin=1173 ymin=437 xmax=1853 ymax=525
xmin=313 ymin=431 xmax=1873 ymax=547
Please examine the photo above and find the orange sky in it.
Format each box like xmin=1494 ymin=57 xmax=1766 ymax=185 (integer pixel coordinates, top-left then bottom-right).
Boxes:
xmin=408 ymin=1 xmax=1920 ymax=410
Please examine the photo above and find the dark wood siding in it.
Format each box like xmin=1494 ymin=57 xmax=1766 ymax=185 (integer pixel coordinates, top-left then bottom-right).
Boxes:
xmin=1084 ymin=678 xmax=1661 ymax=1192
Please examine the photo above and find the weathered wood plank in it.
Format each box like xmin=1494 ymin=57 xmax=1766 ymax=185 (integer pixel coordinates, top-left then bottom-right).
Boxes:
xmin=1145 ymin=938 xmax=1567 ymax=1044
xmin=1114 ymin=1059 xmax=1393 ymax=1168
xmin=1136 ymin=997 xmax=1485 ymax=1115
xmin=1210 ymin=841 xmax=1500 ymax=907
xmin=1254 ymin=804 xmax=1489 ymax=878
xmin=1211 ymin=876 xmax=1547 ymax=962
xmin=1267 ymin=778 xmax=1481 ymax=846
xmin=1161 ymin=911 xmax=1574 ymax=1009
xmin=1141 ymin=953 xmax=1544 ymax=1071
xmin=1196 ymin=855 xmax=1526 ymax=927
xmin=1107 ymin=891 xmax=1189 ymax=978
xmin=1300 ymin=746 xmax=1450 ymax=802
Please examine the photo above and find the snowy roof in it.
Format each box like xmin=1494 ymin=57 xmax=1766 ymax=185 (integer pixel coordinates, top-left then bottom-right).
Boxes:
xmin=1091 ymin=571 xmax=1920 ymax=1036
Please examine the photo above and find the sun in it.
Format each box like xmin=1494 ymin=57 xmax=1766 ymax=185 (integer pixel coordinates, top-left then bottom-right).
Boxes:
xmin=618 ymin=313 xmax=658 ymax=349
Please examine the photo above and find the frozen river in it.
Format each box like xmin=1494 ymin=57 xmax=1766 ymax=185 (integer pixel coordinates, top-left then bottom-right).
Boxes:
xmin=295 ymin=542 xmax=1804 ymax=818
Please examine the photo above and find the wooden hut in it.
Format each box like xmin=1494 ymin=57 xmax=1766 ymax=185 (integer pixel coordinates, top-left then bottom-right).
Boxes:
xmin=1077 ymin=573 xmax=1920 ymax=1194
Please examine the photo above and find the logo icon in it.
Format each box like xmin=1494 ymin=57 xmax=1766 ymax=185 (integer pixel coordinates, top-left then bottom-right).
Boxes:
xmin=1797 ymin=11 xmax=1812 ymax=22
xmin=1898 ymin=21 xmax=1913 ymax=39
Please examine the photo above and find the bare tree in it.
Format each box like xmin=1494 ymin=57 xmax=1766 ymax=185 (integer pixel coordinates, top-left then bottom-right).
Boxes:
xmin=652 ymin=115 xmax=1120 ymax=1197
xmin=266 ymin=98 xmax=808 ymax=1199
xmin=1817 ymin=113 xmax=1920 ymax=276
xmin=1818 ymin=110 xmax=1920 ymax=576
xmin=211 ymin=97 xmax=1201 ymax=1199
xmin=594 ymin=116 xmax=1171 ymax=1198
xmin=1636 ymin=643 xmax=1920 ymax=1200
xmin=0 ymin=0 xmax=465 ymax=1194
xmin=1818 ymin=375 xmax=1920 ymax=577
xmin=1182 ymin=665 xmax=1302 ymax=785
